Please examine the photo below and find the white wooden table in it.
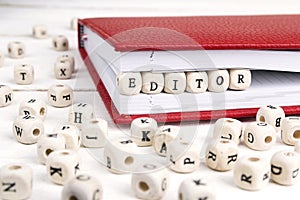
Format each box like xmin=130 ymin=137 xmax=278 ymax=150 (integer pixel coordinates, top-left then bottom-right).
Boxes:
xmin=1 ymin=1 xmax=300 ymax=199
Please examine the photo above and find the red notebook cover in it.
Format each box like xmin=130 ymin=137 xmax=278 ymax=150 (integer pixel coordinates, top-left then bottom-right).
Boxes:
xmin=78 ymin=15 xmax=300 ymax=124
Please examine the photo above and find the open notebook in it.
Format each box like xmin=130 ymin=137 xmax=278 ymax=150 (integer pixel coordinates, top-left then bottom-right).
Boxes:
xmin=78 ymin=15 xmax=300 ymax=124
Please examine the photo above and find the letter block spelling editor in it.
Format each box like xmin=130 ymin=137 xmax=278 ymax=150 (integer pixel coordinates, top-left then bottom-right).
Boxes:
xmin=229 ymin=69 xmax=252 ymax=90
xmin=141 ymin=72 xmax=164 ymax=94
xmin=61 ymin=174 xmax=103 ymax=200
xmin=164 ymin=72 xmax=186 ymax=94
xmin=116 ymin=73 xmax=142 ymax=95
xmin=185 ymin=71 xmax=208 ymax=93
xmin=131 ymin=164 xmax=169 ymax=200
xmin=0 ymin=164 xmax=33 ymax=200
xmin=0 ymin=85 xmax=13 ymax=107
xmin=233 ymin=156 xmax=270 ymax=191
xmin=207 ymin=70 xmax=230 ymax=92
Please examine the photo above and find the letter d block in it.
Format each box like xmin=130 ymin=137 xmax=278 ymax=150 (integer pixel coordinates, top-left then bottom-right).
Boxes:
xmin=141 ymin=72 xmax=164 ymax=94
xmin=233 ymin=156 xmax=270 ymax=191
xmin=271 ymin=151 xmax=300 ymax=185
xmin=116 ymin=73 xmax=142 ymax=95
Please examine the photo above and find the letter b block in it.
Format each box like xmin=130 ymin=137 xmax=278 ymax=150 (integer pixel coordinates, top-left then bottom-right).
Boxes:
xmin=256 ymin=105 xmax=285 ymax=132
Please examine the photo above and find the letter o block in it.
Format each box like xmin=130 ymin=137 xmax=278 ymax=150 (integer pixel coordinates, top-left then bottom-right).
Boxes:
xmin=207 ymin=70 xmax=229 ymax=92
xmin=205 ymin=139 xmax=238 ymax=171
xmin=141 ymin=72 xmax=164 ymax=94
xmin=116 ymin=73 xmax=142 ymax=95
xmin=271 ymin=151 xmax=300 ymax=185
xmin=233 ymin=156 xmax=270 ymax=191
xmin=256 ymin=105 xmax=285 ymax=132
xmin=281 ymin=117 xmax=300 ymax=146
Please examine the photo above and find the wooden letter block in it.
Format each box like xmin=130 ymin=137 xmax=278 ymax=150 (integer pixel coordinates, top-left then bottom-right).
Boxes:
xmin=46 ymin=150 xmax=80 ymax=185
xmin=233 ymin=156 xmax=270 ymax=191
xmin=207 ymin=70 xmax=229 ymax=92
xmin=186 ymin=71 xmax=208 ymax=93
xmin=70 ymin=18 xmax=78 ymax=30
xmin=116 ymin=73 xmax=142 ymax=95
xmin=164 ymin=72 xmax=186 ymax=94
xmin=14 ymin=64 xmax=34 ymax=85
xmin=62 ymin=174 xmax=103 ymax=200
xmin=81 ymin=118 xmax=108 ymax=148
xmin=8 ymin=41 xmax=25 ymax=58
xmin=48 ymin=84 xmax=73 ymax=107
xmin=0 ymin=85 xmax=13 ymax=107
xmin=271 ymin=150 xmax=300 ymax=185
xmin=256 ymin=105 xmax=285 ymax=132
xmin=205 ymin=139 xmax=238 ymax=171
xmin=19 ymin=98 xmax=47 ymax=120
xmin=32 ymin=25 xmax=47 ymax=39
xmin=52 ymin=35 xmax=69 ymax=51
xmin=69 ymin=103 xmax=94 ymax=130
xmin=0 ymin=164 xmax=32 ymax=200
xmin=153 ymin=125 xmax=180 ymax=157
xmin=131 ymin=117 xmax=158 ymax=147
xmin=244 ymin=122 xmax=276 ymax=151
xmin=131 ymin=164 xmax=169 ymax=200
xmin=57 ymin=54 xmax=75 ymax=72
xmin=281 ymin=117 xmax=300 ymax=145
xmin=213 ymin=118 xmax=243 ymax=144
xmin=36 ymin=133 xmax=66 ymax=164
xmin=13 ymin=115 xmax=44 ymax=144
xmin=179 ymin=178 xmax=216 ymax=200
xmin=54 ymin=124 xmax=81 ymax=151
xmin=167 ymin=139 xmax=200 ymax=173
xmin=141 ymin=72 xmax=164 ymax=94
xmin=54 ymin=61 xmax=72 ymax=79
xmin=229 ymin=69 xmax=251 ymax=90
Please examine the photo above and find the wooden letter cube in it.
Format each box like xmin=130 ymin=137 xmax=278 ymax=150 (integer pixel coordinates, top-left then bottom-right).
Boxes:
xmin=0 ymin=85 xmax=13 ymax=107
xmin=36 ymin=133 xmax=66 ymax=164
xmin=281 ymin=117 xmax=300 ymax=145
xmin=13 ymin=115 xmax=44 ymax=144
xmin=52 ymin=35 xmax=69 ymax=51
xmin=244 ymin=122 xmax=276 ymax=151
xmin=233 ymin=156 xmax=270 ymax=191
xmin=48 ymin=84 xmax=73 ymax=107
xmin=8 ymin=41 xmax=25 ymax=59
xmin=70 ymin=18 xmax=78 ymax=30
xmin=164 ymin=72 xmax=186 ymax=94
xmin=19 ymin=98 xmax=47 ymax=120
xmin=104 ymin=139 xmax=139 ymax=174
xmin=46 ymin=150 xmax=80 ymax=185
xmin=32 ymin=25 xmax=47 ymax=39
xmin=131 ymin=164 xmax=169 ymax=200
xmin=54 ymin=61 xmax=72 ymax=79
xmin=131 ymin=117 xmax=158 ymax=146
xmin=229 ymin=69 xmax=251 ymax=90
xmin=116 ymin=73 xmax=142 ymax=95
xmin=186 ymin=71 xmax=208 ymax=93
xmin=213 ymin=118 xmax=243 ymax=144
xmin=207 ymin=70 xmax=229 ymax=92
xmin=69 ymin=103 xmax=94 ymax=129
xmin=14 ymin=64 xmax=34 ymax=85
xmin=141 ymin=72 xmax=164 ymax=94
xmin=0 ymin=51 xmax=4 ymax=67
xmin=167 ymin=139 xmax=200 ymax=173
xmin=271 ymin=150 xmax=300 ymax=185
xmin=62 ymin=174 xmax=103 ymax=200
xmin=81 ymin=118 xmax=108 ymax=148
xmin=179 ymin=178 xmax=216 ymax=200
xmin=54 ymin=124 xmax=81 ymax=150
xmin=256 ymin=105 xmax=285 ymax=132
xmin=0 ymin=164 xmax=32 ymax=200
xmin=205 ymin=139 xmax=238 ymax=171
xmin=153 ymin=125 xmax=180 ymax=157
xmin=57 ymin=54 xmax=75 ymax=72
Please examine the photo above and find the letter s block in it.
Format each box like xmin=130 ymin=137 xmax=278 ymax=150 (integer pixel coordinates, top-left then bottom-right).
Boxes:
xmin=256 ymin=105 xmax=285 ymax=132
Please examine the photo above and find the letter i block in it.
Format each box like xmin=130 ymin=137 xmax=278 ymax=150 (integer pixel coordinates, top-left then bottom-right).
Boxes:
xmin=69 ymin=103 xmax=94 ymax=129
xmin=131 ymin=117 xmax=158 ymax=147
xmin=141 ymin=72 xmax=164 ymax=94
xmin=0 ymin=164 xmax=33 ymax=200
xmin=164 ymin=72 xmax=186 ymax=94
xmin=116 ymin=73 xmax=142 ymax=95
xmin=0 ymin=85 xmax=13 ymax=107
xmin=233 ymin=156 xmax=270 ymax=191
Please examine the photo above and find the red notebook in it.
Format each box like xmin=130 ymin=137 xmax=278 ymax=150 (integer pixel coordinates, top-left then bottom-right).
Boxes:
xmin=78 ymin=15 xmax=300 ymax=124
